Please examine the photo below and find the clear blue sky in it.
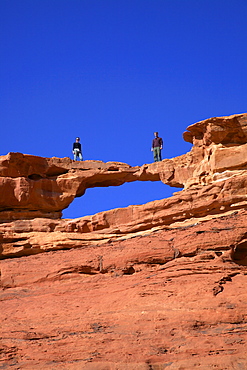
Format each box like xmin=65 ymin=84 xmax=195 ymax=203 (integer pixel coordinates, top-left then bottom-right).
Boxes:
xmin=1 ymin=0 xmax=247 ymax=218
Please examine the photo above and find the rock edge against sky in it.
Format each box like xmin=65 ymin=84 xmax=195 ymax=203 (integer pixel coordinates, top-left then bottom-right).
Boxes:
xmin=1 ymin=113 xmax=247 ymax=369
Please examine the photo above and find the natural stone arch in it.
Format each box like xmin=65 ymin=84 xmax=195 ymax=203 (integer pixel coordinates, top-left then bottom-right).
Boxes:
xmin=0 ymin=112 xmax=247 ymax=222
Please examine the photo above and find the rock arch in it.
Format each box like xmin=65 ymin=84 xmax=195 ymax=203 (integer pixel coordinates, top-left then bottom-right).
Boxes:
xmin=0 ymin=112 xmax=247 ymax=223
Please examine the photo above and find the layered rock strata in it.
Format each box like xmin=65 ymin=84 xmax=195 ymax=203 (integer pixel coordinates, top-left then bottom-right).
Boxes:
xmin=0 ymin=113 xmax=246 ymax=222
xmin=1 ymin=113 xmax=247 ymax=258
xmin=1 ymin=210 xmax=247 ymax=369
xmin=1 ymin=113 xmax=247 ymax=369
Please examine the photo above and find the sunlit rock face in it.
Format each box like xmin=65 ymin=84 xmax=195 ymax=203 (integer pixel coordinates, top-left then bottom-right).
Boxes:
xmin=1 ymin=113 xmax=247 ymax=369
xmin=0 ymin=113 xmax=247 ymax=222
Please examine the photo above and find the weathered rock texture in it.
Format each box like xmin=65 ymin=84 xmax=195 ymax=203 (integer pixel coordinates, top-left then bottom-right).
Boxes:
xmin=1 ymin=113 xmax=247 ymax=369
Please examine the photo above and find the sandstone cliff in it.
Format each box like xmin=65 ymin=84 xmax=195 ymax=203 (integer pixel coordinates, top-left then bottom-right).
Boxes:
xmin=1 ymin=113 xmax=247 ymax=369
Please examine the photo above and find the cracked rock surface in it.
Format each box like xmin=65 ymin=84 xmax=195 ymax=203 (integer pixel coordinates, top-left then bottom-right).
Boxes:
xmin=1 ymin=113 xmax=247 ymax=369
xmin=1 ymin=211 xmax=247 ymax=369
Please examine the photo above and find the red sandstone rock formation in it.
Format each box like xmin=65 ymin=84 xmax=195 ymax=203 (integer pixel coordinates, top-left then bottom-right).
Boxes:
xmin=1 ymin=113 xmax=247 ymax=369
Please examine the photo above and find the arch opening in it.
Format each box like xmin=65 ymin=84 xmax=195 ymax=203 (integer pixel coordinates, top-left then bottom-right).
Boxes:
xmin=62 ymin=181 xmax=176 ymax=219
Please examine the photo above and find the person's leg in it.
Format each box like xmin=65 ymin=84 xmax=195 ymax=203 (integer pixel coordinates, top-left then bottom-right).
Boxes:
xmin=73 ymin=151 xmax=77 ymax=160
xmin=157 ymin=147 xmax=162 ymax=161
xmin=153 ymin=147 xmax=158 ymax=162
xmin=79 ymin=152 xmax=83 ymax=161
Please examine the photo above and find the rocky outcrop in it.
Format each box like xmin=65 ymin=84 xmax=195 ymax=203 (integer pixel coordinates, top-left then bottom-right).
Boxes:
xmin=1 ymin=113 xmax=247 ymax=223
xmin=1 ymin=113 xmax=247 ymax=258
xmin=1 ymin=113 xmax=247 ymax=369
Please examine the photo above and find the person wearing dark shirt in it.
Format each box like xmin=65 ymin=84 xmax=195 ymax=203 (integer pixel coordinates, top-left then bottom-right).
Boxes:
xmin=151 ymin=132 xmax=163 ymax=162
xmin=72 ymin=137 xmax=83 ymax=161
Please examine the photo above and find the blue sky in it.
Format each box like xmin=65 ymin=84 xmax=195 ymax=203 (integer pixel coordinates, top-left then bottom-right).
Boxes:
xmin=1 ymin=0 xmax=247 ymax=218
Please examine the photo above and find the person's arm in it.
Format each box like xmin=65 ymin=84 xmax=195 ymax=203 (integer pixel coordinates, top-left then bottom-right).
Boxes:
xmin=160 ymin=138 xmax=163 ymax=149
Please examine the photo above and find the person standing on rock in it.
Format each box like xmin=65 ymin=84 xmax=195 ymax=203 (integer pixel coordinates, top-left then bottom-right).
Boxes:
xmin=151 ymin=132 xmax=163 ymax=162
xmin=72 ymin=137 xmax=83 ymax=161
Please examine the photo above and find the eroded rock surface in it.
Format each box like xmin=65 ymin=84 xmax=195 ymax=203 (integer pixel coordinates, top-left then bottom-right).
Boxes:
xmin=1 ymin=113 xmax=247 ymax=223
xmin=1 ymin=113 xmax=247 ymax=369
xmin=1 ymin=210 xmax=247 ymax=369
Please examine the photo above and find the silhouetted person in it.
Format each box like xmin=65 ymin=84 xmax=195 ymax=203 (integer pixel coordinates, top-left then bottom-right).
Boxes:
xmin=151 ymin=132 xmax=163 ymax=162
xmin=72 ymin=137 xmax=83 ymax=161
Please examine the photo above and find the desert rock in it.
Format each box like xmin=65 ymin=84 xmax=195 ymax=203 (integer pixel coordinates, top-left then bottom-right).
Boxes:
xmin=1 ymin=113 xmax=247 ymax=369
